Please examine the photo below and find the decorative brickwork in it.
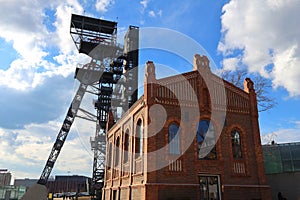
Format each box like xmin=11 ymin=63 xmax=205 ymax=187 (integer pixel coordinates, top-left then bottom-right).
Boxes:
xmin=102 ymin=55 xmax=271 ymax=200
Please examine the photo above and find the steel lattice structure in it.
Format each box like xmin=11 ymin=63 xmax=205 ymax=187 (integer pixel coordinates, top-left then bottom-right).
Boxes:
xmin=36 ymin=14 xmax=138 ymax=200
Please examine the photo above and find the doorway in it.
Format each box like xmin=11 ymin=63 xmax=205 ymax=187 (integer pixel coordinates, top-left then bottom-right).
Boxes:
xmin=199 ymin=175 xmax=221 ymax=200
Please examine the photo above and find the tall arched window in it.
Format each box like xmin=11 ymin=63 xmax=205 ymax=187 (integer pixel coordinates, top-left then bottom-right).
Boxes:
xmin=107 ymin=142 xmax=112 ymax=169
xmin=169 ymin=123 xmax=180 ymax=155
xmin=231 ymin=130 xmax=242 ymax=159
xmin=115 ymin=137 xmax=120 ymax=166
xmin=196 ymin=120 xmax=217 ymax=160
xmin=135 ymin=119 xmax=143 ymax=158
xmin=124 ymin=129 xmax=130 ymax=163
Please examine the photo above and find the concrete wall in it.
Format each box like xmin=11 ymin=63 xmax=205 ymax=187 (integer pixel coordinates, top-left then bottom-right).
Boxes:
xmin=266 ymin=172 xmax=300 ymax=200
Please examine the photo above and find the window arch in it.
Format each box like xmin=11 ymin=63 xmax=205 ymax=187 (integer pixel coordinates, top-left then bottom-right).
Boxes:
xmin=107 ymin=141 xmax=112 ymax=169
xmin=231 ymin=129 xmax=242 ymax=159
xmin=124 ymin=129 xmax=130 ymax=163
xmin=115 ymin=136 xmax=120 ymax=166
xmin=168 ymin=123 xmax=180 ymax=155
xmin=135 ymin=119 xmax=143 ymax=158
xmin=196 ymin=119 xmax=217 ymax=160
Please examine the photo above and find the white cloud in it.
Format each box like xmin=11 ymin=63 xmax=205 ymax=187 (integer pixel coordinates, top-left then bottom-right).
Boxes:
xmin=148 ymin=10 xmax=156 ymax=18
xmin=262 ymin=128 xmax=300 ymax=144
xmin=0 ymin=82 xmax=98 ymax=178
xmin=0 ymin=0 xmax=89 ymax=91
xmin=261 ymin=121 xmax=300 ymax=144
xmin=219 ymin=0 xmax=300 ymax=97
xmin=53 ymin=2 xmax=83 ymax=54
xmin=95 ymin=0 xmax=114 ymax=13
xmin=0 ymin=123 xmax=55 ymax=178
xmin=148 ymin=10 xmax=163 ymax=18
xmin=140 ymin=20 xmax=145 ymax=25
xmin=140 ymin=0 xmax=150 ymax=12
xmin=0 ymin=116 xmax=95 ymax=179
xmin=157 ymin=10 xmax=163 ymax=17
xmin=272 ymin=45 xmax=300 ymax=97
xmin=0 ymin=1 xmax=95 ymax=179
xmin=222 ymin=57 xmax=240 ymax=71
xmin=0 ymin=1 xmax=56 ymax=61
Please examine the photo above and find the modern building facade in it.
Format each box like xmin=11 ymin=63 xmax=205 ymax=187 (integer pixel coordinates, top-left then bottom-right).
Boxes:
xmin=14 ymin=179 xmax=38 ymax=190
xmin=263 ymin=142 xmax=300 ymax=199
xmin=46 ymin=175 xmax=91 ymax=194
xmin=0 ymin=185 xmax=26 ymax=200
xmin=0 ymin=170 xmax=11 ymax=187
xmin=102 ymin=54 xmax=271 ymax=200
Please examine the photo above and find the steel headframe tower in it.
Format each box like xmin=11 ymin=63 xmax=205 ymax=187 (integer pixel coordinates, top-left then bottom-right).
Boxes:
xmin=35 ymin=14 xmax=138 ymax=200
xmin=69 ymin=14 xmax=139 ymax=199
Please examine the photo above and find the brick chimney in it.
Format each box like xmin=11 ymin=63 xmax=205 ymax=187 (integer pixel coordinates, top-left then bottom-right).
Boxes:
xmin=144 ymin=61 xmax=156 ymax=105
xmin=193 ymin=54 xmax=211 ymax=73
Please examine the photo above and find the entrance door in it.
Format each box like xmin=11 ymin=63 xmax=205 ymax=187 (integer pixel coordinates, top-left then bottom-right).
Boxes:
xmin=199 ymin=175 xmax=221 ymax=200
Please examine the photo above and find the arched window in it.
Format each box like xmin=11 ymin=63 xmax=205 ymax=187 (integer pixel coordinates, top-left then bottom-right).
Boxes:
xmin=115 ymin=137 xmax=120 ymax=166
xmin=168 ymin=123 xmax=180 ymax=155
xmin=196 ymin=120 xmax=217 ymax=160
xmin=135 ymin=119 xmax=143 ymax=158
xmin=107 ymin=142 xmax=112 ymax=169
xmin=231 ymin=130 xmax=242 ymax=159
xmin=124 ymin=129 xmax=130 ymax=163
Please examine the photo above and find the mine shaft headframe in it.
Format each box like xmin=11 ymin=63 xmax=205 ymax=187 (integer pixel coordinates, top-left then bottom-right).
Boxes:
xmin=70 ymin=14 xmax=119 ymax=59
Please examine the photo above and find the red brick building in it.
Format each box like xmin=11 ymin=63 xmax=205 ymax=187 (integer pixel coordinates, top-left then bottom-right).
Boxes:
xmin=102 ymin=54 xmax=271 ymax=200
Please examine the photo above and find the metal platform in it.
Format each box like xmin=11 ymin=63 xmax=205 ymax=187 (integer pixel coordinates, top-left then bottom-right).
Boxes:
xmin=70 ymin=14 xmax=122 ymax=59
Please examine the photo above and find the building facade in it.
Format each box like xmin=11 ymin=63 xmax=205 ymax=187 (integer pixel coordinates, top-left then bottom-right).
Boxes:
xmin=0 ymin=170 xmax=11 ymax=187
xmin=0 ymin=185 xmax=26 ymax=200
xmin=46 ymin=175 xmax=91 ymax=194
xmin=263 ymin=142 xmax=300 ymax=199
xmin=102 ymin=54 xmax=271 ymax=200
xmin=14 ymin=179 xmax=38 ymax=190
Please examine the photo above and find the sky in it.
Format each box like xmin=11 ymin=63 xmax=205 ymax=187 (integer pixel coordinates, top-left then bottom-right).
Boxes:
xmin=0 ymin=0 xmax=300 ymax=180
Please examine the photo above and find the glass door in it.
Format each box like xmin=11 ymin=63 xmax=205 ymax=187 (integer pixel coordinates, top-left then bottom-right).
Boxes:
xmin=199 ymin=175 xmax=220 ymax=200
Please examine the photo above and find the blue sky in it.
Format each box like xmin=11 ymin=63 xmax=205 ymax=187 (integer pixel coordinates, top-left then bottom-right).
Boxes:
xmin=0 ymin=0 xmax=300 ymax=180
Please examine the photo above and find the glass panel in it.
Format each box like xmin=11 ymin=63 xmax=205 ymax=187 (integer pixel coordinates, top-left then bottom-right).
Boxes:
xmin=280 ymin=147 xmax=291 ymax=160
xmin=293 ymin=160 xmax=300 ymax=171
xmin=231 ymin=130 xmax=242 ymax=159
xmin=282 ymin=160 xmax=293 ymax=172
xmin=135 ymin=119 xmax=143 ymax=158
xmin=263 ymin=147 xmax=283 ymax=174
xmin=291 ymin=148 xmax=300 ymax=160
xmin=197 ymin=120 xmax=217 ymax=160
xmin=115 ymin=137 xmax=120 ymax=166
xmin=207 ymin=176 xmax=219 ymax=200
xmin=199 ymin=175 xmax=220 ymax=200
xmin=169 ymin=123 xmax=180 ymax=155
xmin=199 ymin=176 xmax=209 ymax=199
xmin=108 ymin=142 xmax=112 ymax=169
xmin=124 ymin=130 xmax=130 ymax=163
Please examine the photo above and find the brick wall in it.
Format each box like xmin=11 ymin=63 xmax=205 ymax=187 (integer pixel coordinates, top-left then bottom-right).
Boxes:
xmin=102 ymin=55 xmax=271 ymax=200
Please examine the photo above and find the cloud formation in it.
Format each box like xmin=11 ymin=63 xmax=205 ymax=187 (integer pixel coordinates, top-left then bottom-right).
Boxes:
xmin=148 ymin=10 xmax=162 ymax=18
xmin=0 ymin=1 xmax=93 ymax=178
xmin=219 ymin=0 xmax=300 ymax=97
xmin=95 ymin=0 xmax=115 ymax=13
xmin=261 ymin=121 xmax=300 ymax=144
xmin=0 ymin=100 xmax=95 ymax=178
xmin=140 ymin=0 xmax=150 ymax=13
xmin=0 ymin=0 xmax=88 ymax=91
